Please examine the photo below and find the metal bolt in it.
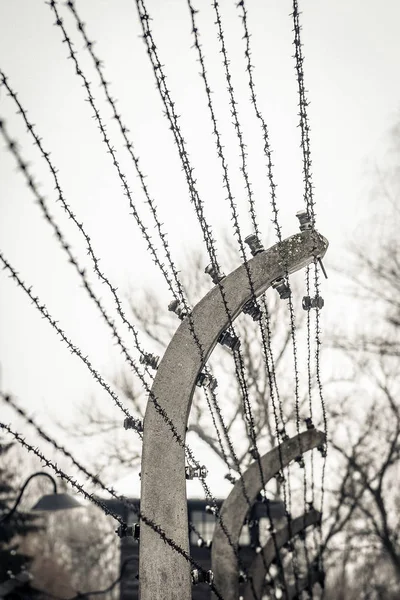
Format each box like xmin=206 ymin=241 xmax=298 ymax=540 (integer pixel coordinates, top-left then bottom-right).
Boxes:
xmin=278 ymin=426 xmax=289 ymax=441
xmin=249 ymin=446 xmax=259 ymax=460
xmin=244 ymin=233 xmax=264 ymax=256
xmin=318 ymin=444 xmax=327 ymax=458
xmin=295 ymin=455 xmax=305 ymax=468
xmin=196 ymin=372 xmax=218 ymax=392
xmin=238 ymin=570 xmax=247 ymax=583
xmin=302 ymin=295 xmax=324 ymax=310
xmin=305 ymin=417 xmax=314 ymax=430
xmin=296 ymin=209 xmax=314 ymax=232
xmin=242 ymin=299 xmax=262 ymax=321
xmin=168 ymin=298 xmax=189 ymax=320
xmin=191 ymin=569 xmax=214 ymax=585
xmin=275 ymin=471 xmax=285 ymax=484
xmin=139 ymin=352 xmax=159 ymax=370
xmin=271 ymin=277 xmax=291 ymax=300
xmin=218 ymin=330 xmax=241 ymax=351
xmin=116 ymin=523 xmax=139 ymax=539
xmin=185 ymin=465 xmax=208 ymax=479
xmin=123 ymin=416 xmax=143 ymax=433
xmin=224 ymin=473 xmax=237 ymax=484
xmin=205 ymin=504 xmax=217 ymax=515
xmin=205 ymin=263 xmax=225 ymax=285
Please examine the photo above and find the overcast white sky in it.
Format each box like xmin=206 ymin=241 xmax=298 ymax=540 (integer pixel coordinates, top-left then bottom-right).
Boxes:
xmin=1 ymin=0 xmax=400 ymax=487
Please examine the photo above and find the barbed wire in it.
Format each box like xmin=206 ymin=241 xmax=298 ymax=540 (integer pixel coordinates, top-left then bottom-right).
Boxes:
xmin=134 ymin=4 xmax=322 ymax=594
xmin=0 ymin=70 xmax=153 ymax=380
xmin=60 ymin=0 xmax=240 ymax=481
xmin=1 ymin=390 xmax=212 ymax=559
xmin=0 ymin=250 xmax=142 ymax=432
xmin=0 ymin=422 xmax=224 ymax=600
xmin=48 ymin=2 xmax=248 ymax=514
xmin=46 ymin=0 xmax=181 ymax=305
xmin=0 ymin=115 xmax=245 ymax=584
xmin=136 ymin=0 xmax=260 ymax=482
xmin=210 ymin=1 xmax=259 ymax=240
xmin=184 ymin=0 xmax=268 ymax=493
xmin=236 ymin=0 xmax=281 ymax=242
xmin=187 ymin=3 xmax=305 ymax=593
xmin=0 ymin=420 xmax=125 ymax=523
xmin=0 ymin=239 xmax=248 ymax=589
xmin=291 ymin=0 xmax=327 ymax=589
xmin=64 ymin=0 xmax=184 ymax=306
xmin=0 ymin=419 xmax=226 ymax=599
xmin=0 ymin=118 xmax=154 ymax=400
xmin=291 ymin=0 xmax=315 ymax=222
xmin=0 ymin=110 xmax=237 ymax=519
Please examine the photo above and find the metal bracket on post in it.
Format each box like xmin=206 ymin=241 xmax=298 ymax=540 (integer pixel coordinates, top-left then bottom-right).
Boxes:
xmin=242 ymin=510 xmax=322 ymax=600
xmin=210 ymin=430 xmax=325 ymax=599
xmin=139 ymin=230 xmax=328 ymax=600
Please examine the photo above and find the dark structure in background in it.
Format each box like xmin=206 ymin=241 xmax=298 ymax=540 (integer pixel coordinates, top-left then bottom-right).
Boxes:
xmin=102 ymin=496 xmax=285 ymax=600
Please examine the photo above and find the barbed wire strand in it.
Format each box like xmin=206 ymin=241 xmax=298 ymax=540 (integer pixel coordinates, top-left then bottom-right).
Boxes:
xmin=187 ymin=2 xmax=306 ymax=593
xmin=0 ymin=69 xmax=153 ymax=380
xmin=59 ymin=0 xmax=240 ymax=480
xmin=237 ymin=0 xmax=323 ymax=589
xmin=291 ymin=0 xmax=327 ymax=583
xmin=133 ymin=4 xmax=313 ymax=591
xmin=0 ymin=240 xmax=249 ymax=590
xmin=0 ymin=251 xmax=142 ymax=433
xmin=46 ymin=0 xmax=183 ymax=305
xmin=65 ymin=0 xmax=184 ymax=305
xmin=211 ymin=2 xmax=310 ymax=592
xmin=135 ymin=0 xmax=259 ymax=477
xmin=0 ymin=118 xmax=154 ymax=401
xmin=0 ymin=390 xmax=210 ymax=557
xmin=48 ymin=0 xmax=243 ymax=497
xmin=0 ymin=420 xmax=225 ymax=600
xmin=182 ymin=0 xmax=270 ymax=507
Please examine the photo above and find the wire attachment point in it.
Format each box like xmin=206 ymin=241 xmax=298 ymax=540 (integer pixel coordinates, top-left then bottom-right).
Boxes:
xmin=205 ymin=263 xmax=225 ymax=285
xmin=185 ymin=465 xmax=208 ymax=480
xmin=302 ymin=295 xmax=324 ymax=310
xmin=242 ymin=299 xmax=262 ymax=321
xmin=115 ymin=522 xmax=140 ymax=539
xmin=191 ymin=569 xmax=214 ymax=585
xmin=271 ymin=277 xmax=291 ymax=300
xmin=168 ymin=298 xmax=190 ymax=320
xmin=296 ymin=209 xmax=314 ymax=231
xmin=196 ymin=372 xmax=218 ymax=392
xmin=244 ymin=233 xmax=264 ymax=256
xmin=218 ymin=330 xmax=240 ymax=351
xmin=123 ymin=416 xmax=143 ymax=433
xmin=139 ymin=352 xmax=159 ymax=370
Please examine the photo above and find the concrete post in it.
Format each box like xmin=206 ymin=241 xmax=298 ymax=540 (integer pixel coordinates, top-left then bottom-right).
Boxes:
xmin=243 ymin=510 xmax=321 ymax=600
xmin=139 ymin=231 xmax=328 ymax=600
xmin=211 ymin=430 xmax=325 ymax=599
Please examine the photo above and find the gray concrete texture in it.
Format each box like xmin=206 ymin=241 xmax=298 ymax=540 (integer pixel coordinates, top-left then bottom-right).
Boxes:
xmin=211 ymin=430 xmax=325 ymax=599
xmin=139 ymin=230 xmax=328 ymax=600
xmin=243 ymin=509 xmax=322 ymax=600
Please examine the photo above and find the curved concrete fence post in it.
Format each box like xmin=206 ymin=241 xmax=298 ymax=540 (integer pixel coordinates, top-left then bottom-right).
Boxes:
xmin=211 ymin=430 xmax=325 ymax=599
xmin=139 ymin=230 xmax=328 ymax=600
xmin=243 ymin=510 xmax=322 ymax=600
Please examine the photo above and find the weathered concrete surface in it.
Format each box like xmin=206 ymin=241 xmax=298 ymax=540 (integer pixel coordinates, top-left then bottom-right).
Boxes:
xmin=243 ymin=510 xmax=321 ymax=600
xmin=139 ymin=231 xmax=328 ymax=600
xmin=211 ymin=430 xmax=325 ymax=599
